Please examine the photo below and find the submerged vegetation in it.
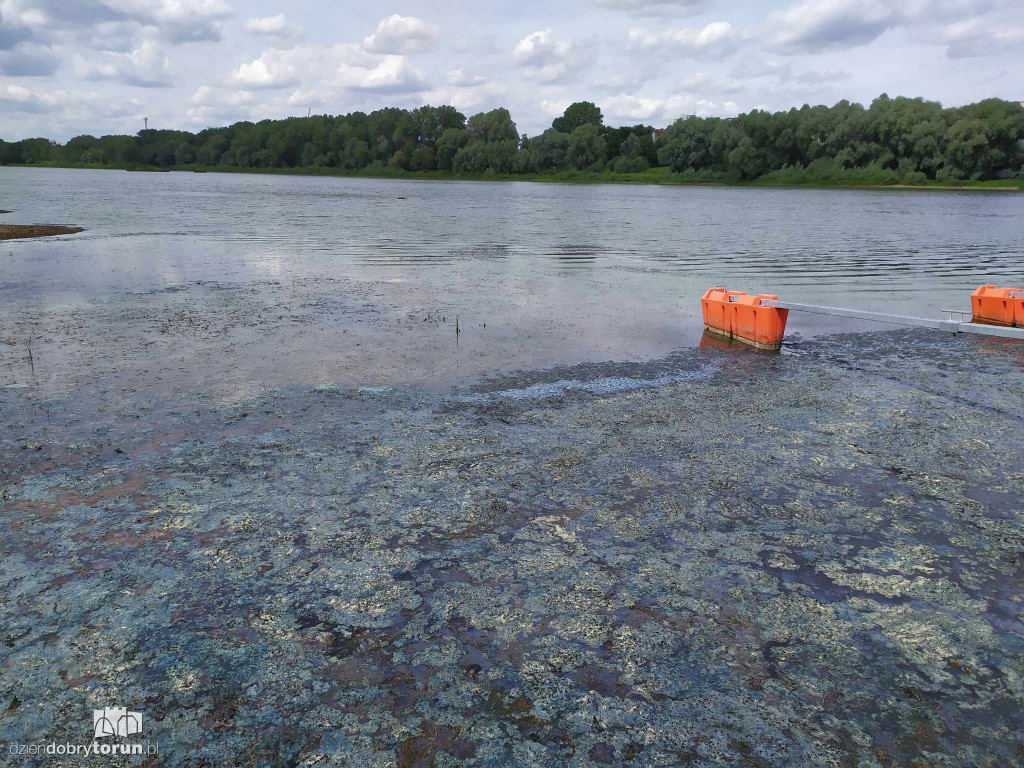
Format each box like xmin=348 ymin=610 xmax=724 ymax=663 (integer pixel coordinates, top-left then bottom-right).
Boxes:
xmin=3 ymin=95 xmax=1023 ymax=188
xmin=0 ymin=224 xmax=83 ymax=240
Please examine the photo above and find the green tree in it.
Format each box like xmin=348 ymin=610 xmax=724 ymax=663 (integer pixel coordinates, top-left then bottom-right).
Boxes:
xmin=552 ymin=102 xmax=603 ymax=133
xmin=529 ymin=129 xmax=570 ymax=171
xmin=467 ymin=108 xmax=518 ymax=143
xmin=565 ymin=124 xmax=606 ymax=170
xmin=437 ymin=128 xmax=472 ymax=171
xmin=613 ymin=132 xmax=648 ymax=172
xmin=174 ymin=141 xmax=194 ymax=165
xmin=409 ymin=145 xmax=437 ymax=171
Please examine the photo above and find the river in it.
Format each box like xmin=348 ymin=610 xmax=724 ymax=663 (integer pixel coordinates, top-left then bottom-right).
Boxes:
xmin=2 ymin=166 xmax=1021 ymax=396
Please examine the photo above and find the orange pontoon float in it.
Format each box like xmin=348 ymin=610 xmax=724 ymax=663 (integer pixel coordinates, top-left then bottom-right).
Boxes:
xmin=702 ymin=284 xmax=1024 ymax=350
xmin=701 ymin=287 xmax=789 ymax=351
xmin=971 ymin=285 xmax=1024 ymax=328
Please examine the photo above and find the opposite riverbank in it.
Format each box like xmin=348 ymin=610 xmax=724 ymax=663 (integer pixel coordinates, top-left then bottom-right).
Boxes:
xmin=4 ymin=161 xmax=1022 ymax=191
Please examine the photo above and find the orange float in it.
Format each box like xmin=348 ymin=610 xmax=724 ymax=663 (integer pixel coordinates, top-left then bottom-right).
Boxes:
xmin=701 ymin=287 xmax=789 ymax=350
xmin=971 ymin=285 xmax=1024 ymax=328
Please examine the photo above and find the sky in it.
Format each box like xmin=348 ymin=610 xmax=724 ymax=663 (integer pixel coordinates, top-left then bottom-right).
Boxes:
xmin=1 ymin=0 xmax=1022 ymax=142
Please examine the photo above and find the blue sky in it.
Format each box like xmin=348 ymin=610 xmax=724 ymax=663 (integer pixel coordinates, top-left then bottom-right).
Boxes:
xmin=1 ymin=0 xmax=1022 ymax=141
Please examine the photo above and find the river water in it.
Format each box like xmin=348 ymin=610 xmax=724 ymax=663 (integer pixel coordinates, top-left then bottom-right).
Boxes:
xmin=1 ymin=166 xmax=1021 ymax=396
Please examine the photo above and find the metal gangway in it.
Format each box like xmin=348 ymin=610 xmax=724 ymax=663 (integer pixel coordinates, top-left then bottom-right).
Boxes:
xmin=761 ymin=300 xmax=1024 ymax=340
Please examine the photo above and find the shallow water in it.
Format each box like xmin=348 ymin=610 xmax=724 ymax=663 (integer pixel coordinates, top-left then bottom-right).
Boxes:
xmin=1 ymin=166 xmax=1022 ymax=396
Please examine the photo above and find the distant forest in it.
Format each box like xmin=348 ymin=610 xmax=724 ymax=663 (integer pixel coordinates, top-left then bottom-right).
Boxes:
xmin=3 ymin=95 xmax=1023 ymax=184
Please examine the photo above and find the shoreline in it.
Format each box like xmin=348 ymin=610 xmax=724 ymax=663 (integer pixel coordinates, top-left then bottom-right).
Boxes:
xmin=3 ymin=162 xmax=1020 ymax=192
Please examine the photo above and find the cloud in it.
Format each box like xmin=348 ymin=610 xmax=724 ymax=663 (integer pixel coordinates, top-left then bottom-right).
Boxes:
xmin=246 ymin=14 xmax=301 ymax=40
xmin=446 ymin=68 xmax=487 ymax=87
xmin=191 ymin=85 xmax=255 ymax=106
xmin=452 ymin=34 xmax=499 ymax=56
xmin=513 ymin=29 xmax=588 ymax=83
xmin=229 ymin=44 xmax=428 ymax=95
xmin=595 ymin=0 xmax=706 ymax=16
xmin=3 ymin=0 xmax=232 ymax=45
xmin=729 ymin=55 xmax=792 ymax=81
xmin=678 ymin=72 xmax=743 ymax=93
xmin=348 ymin=57 xmax=428 ymax=93
xmin=229 ymin=47 xmax=307 ymax=89
xmin=0 ymin=19 xmax=36 ymax=50
xmin=764 ymin=0 xmax=903 ymax=52
xmin=628 ymin=21 xmax=740 ymax=59
xmin=762 ymin=0 xmax=1022 ymax=57
xmin=0 ymin=83 xmax=66 ymax=113
xmin=600 ymin=93 xmax=740 ymax=126
xmin=106 ymin=0 xmax=232 ymax=44
xmin=792 ymin=69 xmax=851 ymax=84
xmin=0 ymin=83 xmax=142 ymax=122
xmin=0 ymin=43 xmax=58 ymax=76
xmin=941 ymin=17 xmax=1024 ymax=57
xmin=362 ymin=14 xmax=439 ymax=54
xmin=602 ymin=94 xmax=679 ymax=122
xmin=73 ymin=40 xmax=172 ymax=87
xmin=592 ymin=70 xmax=654 ymax=93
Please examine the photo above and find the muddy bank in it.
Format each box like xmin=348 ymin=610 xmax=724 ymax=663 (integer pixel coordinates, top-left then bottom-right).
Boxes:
xmin=1 ymin=330 xmax=1022 ymax=767
xmin=0 ymin=223 xmax=83 ymax=240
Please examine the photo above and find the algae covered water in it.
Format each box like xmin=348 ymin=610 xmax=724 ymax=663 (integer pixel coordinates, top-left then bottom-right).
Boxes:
xmin=2 ymin=166 xmax=1023 ymax=767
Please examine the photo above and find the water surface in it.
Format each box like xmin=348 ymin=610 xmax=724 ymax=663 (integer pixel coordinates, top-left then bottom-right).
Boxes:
xmin=1 ymin=166 xmax=1021 ymax=397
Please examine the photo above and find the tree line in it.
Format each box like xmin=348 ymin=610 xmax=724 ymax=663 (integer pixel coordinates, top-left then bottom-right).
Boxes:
xmin=2 ymin=95 xmax=1022 ymax=183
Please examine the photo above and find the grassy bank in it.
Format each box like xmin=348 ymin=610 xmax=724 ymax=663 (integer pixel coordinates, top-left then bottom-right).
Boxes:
xmin=4 ymin=160 xmax=1022 ymax=191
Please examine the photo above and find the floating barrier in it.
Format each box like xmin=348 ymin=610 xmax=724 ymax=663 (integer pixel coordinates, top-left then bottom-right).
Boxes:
xmin=972 ymin=285 xmax=1024 ymax=328
xmin=701 ymin=287 xmax=789 ymax=351
xmin=702 ymin=285 xmax=1024 ymax=350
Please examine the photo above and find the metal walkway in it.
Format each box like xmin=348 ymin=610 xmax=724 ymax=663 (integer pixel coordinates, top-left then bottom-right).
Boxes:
xmin=762 ymin=300 xmax=1024 ymax=340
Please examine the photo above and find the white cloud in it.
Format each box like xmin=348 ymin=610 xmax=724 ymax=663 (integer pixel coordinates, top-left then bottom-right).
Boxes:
xmin=228 ymin=44 xmax=428 ymax=95
xmin=229 ymin=47 xmax=304 ymax=89
xmin=628 ymin=22 xmax=740 ymax=59
xmin=603 ymin=94 xmax=680 ymax=122
xmin=246 ymin=14 xmax=301 ymax=40
xmin=694 ymin=98 xmax=739 ymax=117
xmin=362 ymin=14 xmax=439 ymax=54
xmin=73 ymin=39 xmax=171 ymax=87
xmin=0 ymin=83 xmax=67 ymax=112
xmin=513 ymin=29 xmax=588 ymax=83
xmin=446 ymin=68 xmax=487 ymax=87
xmin=514 ymin=29 xmax=571 ymax=67
xmin=600 ymin=93 xmax=740 ymax=126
